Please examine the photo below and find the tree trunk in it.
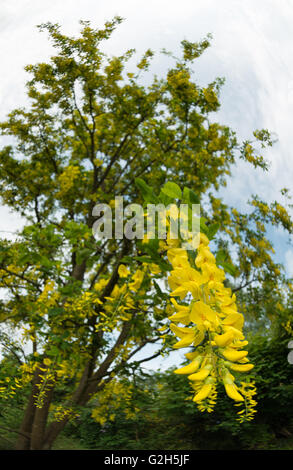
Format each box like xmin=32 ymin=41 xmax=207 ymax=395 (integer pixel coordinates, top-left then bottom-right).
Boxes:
xmin=42 ymin=416 xmax=70 ymax=450
xmin=41 ymin=360 xmax=95 ymax=449
xmin=14 ymin=398 xmax=35 ymax=450
xmin=15 ymin=368 xmax=43 ymax=450
xmin=30 ymin=385 xmax=54 ymax=450
xmin=15 ymin=364 xmax=55 ymax=450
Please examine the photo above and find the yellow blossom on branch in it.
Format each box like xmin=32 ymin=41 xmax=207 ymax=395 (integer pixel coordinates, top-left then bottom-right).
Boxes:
xmin=164 ymin=224 xmax=256 ymax=421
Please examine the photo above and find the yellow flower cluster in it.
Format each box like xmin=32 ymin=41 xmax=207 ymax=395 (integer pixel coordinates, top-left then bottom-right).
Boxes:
xmin=0 ymin=375 xmax=27 ymax=399
xmin=51 ymin=404 xmax=79 ymax=423
xmin=56 ymin=164 xmax=80 ymax=197
xmin=235 ymin=381 xmax=257 ymax=422
xmin=90 ymin=267 xmax=145 ymax=331
xmin=37 ymin=280 xmax=59 ymax=314
xmin=0 ymin=361 xmax=37 ymax=401
xmin=166 ymin=232 xmax=256 ymax=418
xmin=33 ymin=358 xmax=77 ymax=408
xmin=91 ymin=379 xmax=138 ymax=425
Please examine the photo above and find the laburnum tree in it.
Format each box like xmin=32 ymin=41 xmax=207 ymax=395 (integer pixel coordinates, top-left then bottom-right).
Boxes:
xmin=0 ymin=17 xmax=292 ymax=450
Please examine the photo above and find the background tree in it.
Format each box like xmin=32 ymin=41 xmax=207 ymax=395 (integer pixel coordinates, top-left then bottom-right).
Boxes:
xmin=0 ymin=17 xmax=292 ymax=450
xmin=64 ymin=332 xmax=293 ymax=452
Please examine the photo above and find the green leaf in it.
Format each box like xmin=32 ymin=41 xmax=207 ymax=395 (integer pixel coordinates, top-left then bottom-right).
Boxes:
xmin=47 ymin=346 xmax=60 ymax=357
xmin=132 ymin=255 xmax=153 ymax=264
xmin=188 ymin=189 xmax=200 ymax=204
xmin=120 ymin=255 xmax=134 ymax=264
xmin=135 ymin=178 xmax=158 ymax=203
xmin=158 ymin=190 xmax=173 ymax=206
xmin=219 ymin=261 xmax=237 ymax=277
xmin=161 ymin=182 xmax=182 ymax=200
xmin=206 ymin=223 xmax=220 ymax=240
xmin=215 ymin=250 xmax=237 ymax=276
xmin=76 ymin=248 xmax=92 ymax=265
xmin=200 ymin=217 xmax=208 ymax=234
xmin=216 ymin=249 xmax=228 ymax=265
xmin=153 ymin=280 xmax=169 ymax=299
xmin=182 ymin=187 xmax=189 ymax=201
xmin=48 ymin=307 xmax=64 ymax=317
xmin=142 ymin=239 xmax=171 ymax=271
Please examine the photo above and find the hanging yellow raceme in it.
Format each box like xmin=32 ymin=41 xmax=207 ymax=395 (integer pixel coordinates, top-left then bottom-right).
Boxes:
xmin=165 ymin=231 xmax=256 ymax=420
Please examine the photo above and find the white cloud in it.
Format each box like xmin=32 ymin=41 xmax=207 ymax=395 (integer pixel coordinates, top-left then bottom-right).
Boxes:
xmin=285 ymin=249 xmax=293 ymax=278
xmin=0 ymin=205 xmax=24 ymax=241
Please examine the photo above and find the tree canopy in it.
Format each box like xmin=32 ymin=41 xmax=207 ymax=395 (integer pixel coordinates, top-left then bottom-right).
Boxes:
xmin=0 ymin=17 xmax=292 ymax=450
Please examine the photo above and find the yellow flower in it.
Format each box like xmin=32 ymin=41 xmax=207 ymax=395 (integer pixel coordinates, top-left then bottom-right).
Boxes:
xmin=222 ymin=348 xmax=248 ymax=362
xmin=173 ymin=334 xmax=196 ymax=349
xmin=150 ymin=263 xmax=161 ymax=274
xmin=168 ymin=299 xmax=191 ymax=325
xmin=193 ymin=383 xmax=213 ymax=402
xmin=201 ymin=262 xmax=226 ymax=284
xmin=195 ymin=246 xmax=216 ymax=267
xmin=222 ymin=370 xmax=244 ymax=401
xmin=118 ymin=264 xmax=130 ymax=278
xmin=174 ymin=355 xmax=203 ymax=375
xmin=222 ymin=313 xmax=244 ymax=331
xmin=190 ymin=301 xmax=219 ymax=329
xmin=167 ymin=248 xmax=190 ymax=268
xmin=161 ymin=204 xmax=255 ymax=415
xmin=169 ymin=323 xmax=203 ymax=349
xmin=213 ymin=330 xmax=235 ymax=347
xmin=188 ymin=364 xmax=213 ymax=381
xmin=168 ymin=266 xmax=205 ymax=300
xmin=228 ymin=363 xmax=254 ymax=372
xmin=224 ymin=383 xmax=244 ymax=402
xmin=192 ymin=232 xmax=210 ymax=247
xmin=129 ymin=270 xmax=144 ymax=291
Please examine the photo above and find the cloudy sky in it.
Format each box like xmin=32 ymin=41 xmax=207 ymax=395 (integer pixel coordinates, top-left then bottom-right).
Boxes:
xmin=1 ymin=0 xmax=293 ymax=368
